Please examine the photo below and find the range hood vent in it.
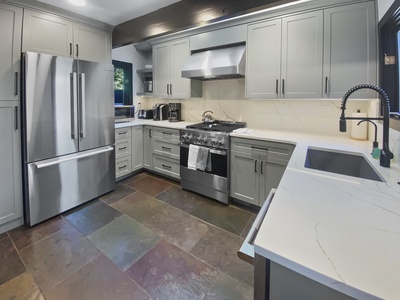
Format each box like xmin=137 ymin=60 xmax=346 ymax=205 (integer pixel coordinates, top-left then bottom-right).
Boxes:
xmin=181 ymin=44 xmax=246 ymax=81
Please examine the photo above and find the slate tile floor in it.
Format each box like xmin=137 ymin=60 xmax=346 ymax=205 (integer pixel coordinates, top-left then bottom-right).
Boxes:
xmin=0 ymin=172 xmax=257 ymax=300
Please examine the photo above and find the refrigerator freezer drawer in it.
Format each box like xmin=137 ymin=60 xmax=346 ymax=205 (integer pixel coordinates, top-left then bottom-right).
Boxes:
xmin=25 ymin=146 xmax=115 ymax=226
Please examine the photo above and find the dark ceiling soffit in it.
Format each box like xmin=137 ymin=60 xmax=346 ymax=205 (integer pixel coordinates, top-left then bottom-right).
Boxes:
xmin=112 ymin=0 xmax=295 ymax=48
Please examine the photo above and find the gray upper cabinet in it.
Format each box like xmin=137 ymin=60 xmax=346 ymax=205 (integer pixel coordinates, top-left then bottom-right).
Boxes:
xmin=153 ymin=38 xmax=201 ymax=98
xmin=281 ymin=11 xmax=323 ymax=98
xmin=0 ymin=102 xmax=23 ymax=230
xmin=246 ymin=11 xmax=323 ymax=99
xmin=246 ymin=19 xmax=282 ymax=99
xmin=23 ymin=9 xmax=111 ymax=63
xmin=0 ymin=3 xmax=22 ymax=101
xmin=323 ymin=1 xmax=377 ymax=98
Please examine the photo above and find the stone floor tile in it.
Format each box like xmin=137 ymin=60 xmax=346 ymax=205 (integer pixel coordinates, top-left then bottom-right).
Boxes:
xmin=45 ymin=255 xmax=150 ymax=300
xmin=127 ymin=175 xmax=172 ymax=197
xmin=0 ymin=232 xmax=8 ymax=241
xmin=87 ymin=215 xmax=160 ymax=271
xmin=190 ymin=226 xmax=254 ymax=286
xmin=156 ymin=186 xmax=206 ymax=213
xmin=0 ymin=237 xmax=26 ymax=285
xmin=145 ymin=206 xmax=209 ymax=252
xmin=100 ymin=183 xmax=136 ymax=205
xmin=0 ymin=271 xmax=44 ymax=300
xmin=126 ymin=239 xmax=219 ymax=300
xmin=240 ymin=214 xmax=257 ymax=238
xmin=19 ymin=223 xmax=100 ymax=292
xmin=191 ymin=200 xmax=252 ymax=236
xmin=111 ymin=191 xmax=167 ymax=223
xmin=204 ymin=272 xmax=253 ymax=300
xmin=8 ymin=216 xmax=69 ymax=250
xmin=63 ymin=200 xmax=122 ymax=236
xmin=118 ymin=172 xmax=148 ymax=186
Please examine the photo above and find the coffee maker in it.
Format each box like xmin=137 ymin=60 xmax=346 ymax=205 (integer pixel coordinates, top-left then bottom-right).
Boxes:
xmin=168 ymin=103 xmax=181 ymax=122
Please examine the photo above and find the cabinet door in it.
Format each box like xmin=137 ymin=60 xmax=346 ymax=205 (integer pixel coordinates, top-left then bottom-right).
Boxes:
xmin=22 ymin=9 xmax=73 ymax=57
xmin=230 ymin=151 xmax=259 ymax=206
xmin=259 ymin=160 xmax=286 ymax=206
xmin=131 ymin=126 xmax=144 ymax=171
xmin=246 ymin=19 xmax=282 ymax=99
xmin=281 ymin=11 xmax=323 ymax=98
xmin=73 ymin=23 xmax=111 ymax=63
xmin=170 ymin=38 xmax=191 ymax=98
xmin=0 ymin=102 xmax=22 ymax=226
xmin=153 ymin=43 xmax=170 ymax=97
xmin=323 ymin=2 xmax=377 ymax=99
xmin=0 ymin=3 xmax=22 ymax=101
xmin=143 ymin=126 xmax=153 ymax=169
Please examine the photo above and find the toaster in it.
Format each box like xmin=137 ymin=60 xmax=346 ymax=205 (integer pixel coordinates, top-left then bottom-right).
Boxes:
xmin=138 ymin=109 xmax=153 ymax=119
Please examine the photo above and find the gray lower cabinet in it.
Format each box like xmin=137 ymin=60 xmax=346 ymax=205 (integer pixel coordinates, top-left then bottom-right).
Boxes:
xmin=0 ymin=101 xmax=23 ymax=233
xmin=144 ymin=126 xmax=153 ymax=169
xmin=131 ymin=126 xmax=144 ymax=172
xmin=115 ymin=127 xmax=132 ymax=178
xmin=0 ymin=3 xmax=22 ymax=101
xmin=230 ymin=137 xmax=294 ymax=207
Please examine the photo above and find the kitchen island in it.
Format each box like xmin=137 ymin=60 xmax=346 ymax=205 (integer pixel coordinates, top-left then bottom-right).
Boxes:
xmin=231 ymin=129 xmax=400 ymax=300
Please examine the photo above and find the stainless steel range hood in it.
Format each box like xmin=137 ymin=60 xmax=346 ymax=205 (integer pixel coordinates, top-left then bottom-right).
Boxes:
xmin=181 ymin=44 xmax=246 ymax=81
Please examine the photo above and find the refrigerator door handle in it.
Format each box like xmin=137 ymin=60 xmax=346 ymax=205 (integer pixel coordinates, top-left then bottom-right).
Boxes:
xmin=71 ymin=72 xmax=78 ymax=139
xmin=34 ymin=147 xmax=114 ymax=169
xmin=79 ymin=73 xmax=86 ymax=138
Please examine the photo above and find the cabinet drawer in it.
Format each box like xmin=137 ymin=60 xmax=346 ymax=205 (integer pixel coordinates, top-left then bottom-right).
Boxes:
xmin=153 ymin=139 xmax=180 ymax=159
xmin=153 ymin=155 xmax=180 ymax=179
xmin=153 ymin=127 xmax=179 ymax=142
xmin=231 ymin=137 xmax=294 ymax=162
xmin=115 ymin=127 xmax=131 ymax=140
xmin=116 ymin=156 xmax=132 ymax=178
xmin=115 ymin=138 xmax=131 ymax=159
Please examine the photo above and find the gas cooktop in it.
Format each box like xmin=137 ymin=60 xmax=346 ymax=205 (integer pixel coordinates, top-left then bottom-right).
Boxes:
xmin=186 ymin=121 xmax=246 ymax=133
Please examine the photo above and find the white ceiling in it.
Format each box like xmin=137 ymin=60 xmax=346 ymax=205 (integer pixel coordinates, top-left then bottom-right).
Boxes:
xmin=35 ymin=0 xmax=182 ymax=26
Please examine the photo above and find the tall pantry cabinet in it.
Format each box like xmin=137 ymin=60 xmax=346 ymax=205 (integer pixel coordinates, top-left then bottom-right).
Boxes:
xmin=0 ymin=3 xmax=23 ymax=232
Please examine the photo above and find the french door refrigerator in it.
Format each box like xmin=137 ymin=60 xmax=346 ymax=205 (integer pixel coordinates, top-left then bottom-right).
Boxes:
xmin=21 ymin=51 xmax=115 ymax=226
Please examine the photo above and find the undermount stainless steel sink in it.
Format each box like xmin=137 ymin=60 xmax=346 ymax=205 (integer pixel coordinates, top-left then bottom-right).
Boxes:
xmin=304 ymin=148 xmax=384 ymax=182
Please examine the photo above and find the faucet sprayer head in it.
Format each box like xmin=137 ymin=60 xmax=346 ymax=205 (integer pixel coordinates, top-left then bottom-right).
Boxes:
xmin=339 ymin=118 xmax=347 ymax=132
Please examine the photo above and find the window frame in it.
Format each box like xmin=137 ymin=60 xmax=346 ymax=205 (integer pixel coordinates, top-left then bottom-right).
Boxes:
xmin=112 ymin=60 xmax=133 ymax=106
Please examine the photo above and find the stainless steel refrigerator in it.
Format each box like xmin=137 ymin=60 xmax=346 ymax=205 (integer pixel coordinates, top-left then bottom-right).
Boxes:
xmin=21 ymin=51 xmax=115 ymax=226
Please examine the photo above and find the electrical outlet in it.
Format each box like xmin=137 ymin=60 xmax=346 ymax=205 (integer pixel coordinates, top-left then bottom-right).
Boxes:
xmin=322 ymin=106 xmax=331 ymax=116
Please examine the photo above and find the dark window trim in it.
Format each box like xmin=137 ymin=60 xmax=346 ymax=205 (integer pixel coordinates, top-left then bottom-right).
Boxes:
xmin=112 ymin=60 xmax=133 ymax=105
xmin=379 ymin=0 xmax=400 ymax=113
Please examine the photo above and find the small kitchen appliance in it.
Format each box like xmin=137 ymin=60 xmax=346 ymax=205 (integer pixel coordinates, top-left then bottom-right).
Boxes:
xmin=115 ymin=105 xmax=135 ymax=120
xmin=153 ymin=103 xmax=169 ymax=121
xmin=168 ymin=103 xmax=181 ymax=122
xmin=138 ymin=109 xmax=153 ymax=119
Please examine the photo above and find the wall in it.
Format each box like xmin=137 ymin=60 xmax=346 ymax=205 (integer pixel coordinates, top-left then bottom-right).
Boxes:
xmin=376 ymin=0 xmax=395 ymax=20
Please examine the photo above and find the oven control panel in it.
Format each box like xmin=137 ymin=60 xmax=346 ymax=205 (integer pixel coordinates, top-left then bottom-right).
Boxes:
xmin=179 ymin=129 xmax=229 ymax=150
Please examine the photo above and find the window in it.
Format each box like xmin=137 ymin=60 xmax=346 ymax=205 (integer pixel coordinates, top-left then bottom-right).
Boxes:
xmin=112 ymin=60 xmax=132 ymax=105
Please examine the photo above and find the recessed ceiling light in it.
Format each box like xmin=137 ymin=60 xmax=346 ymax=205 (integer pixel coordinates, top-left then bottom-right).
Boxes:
xmin=69 ymin=0 xmax=86 ymax=6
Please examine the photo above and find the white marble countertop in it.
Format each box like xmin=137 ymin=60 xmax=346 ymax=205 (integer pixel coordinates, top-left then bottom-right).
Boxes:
xmin=231 ymin=129 xmax=400 ymax=300
xmin=115 ymin=118 xmax=192 ymax=130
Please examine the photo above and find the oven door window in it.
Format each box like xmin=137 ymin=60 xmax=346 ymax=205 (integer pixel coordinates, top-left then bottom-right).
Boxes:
xmin=180 ymin=146 xmax=228 ymax=178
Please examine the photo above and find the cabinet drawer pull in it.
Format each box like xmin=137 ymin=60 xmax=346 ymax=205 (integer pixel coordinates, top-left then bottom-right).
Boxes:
xmin=76 ymin=44 xmax=79 ymax=57
xmin=167 ymin=84 xmax=170 ymax=95
xmin=118 ymin=147 xmax=127 ymax=150
xmin=162 ymin=146 xmax=171 ymax=151
xmin=162 ymin=132 xmax=172 ymax=135
xmin=282 ymin=79 xmax=285 ymax=94
xmin=118 ymin=165 xmax=127 ymax=170
xmin=255 ymin=160 xmax=257 ymax=173
xmin=325 ymin=77 xmax=328 ymax=94
xmin=162 ymin=164 xmax=172 ymax=169
xmin=14 ymin=106 xmax=18 ymax=130
xmin=149 ymin=129 xmax=152 ymax=138
xmin=118 ymin=132 xmax=127 ymax=135
xmin=260 ymin=161 xmax=263 ymax=175
xmin=251 ymin=146 xmax=268 ymax=151
xmin=275 ymin=79 xmax=278 ymax=95
xmin=69 ymin=43 xmax=72 ymax=56
xmin=14 ymin=72 xmax=18 ymax=96
xmin=170 ymin=84 xmax=173 ymax=95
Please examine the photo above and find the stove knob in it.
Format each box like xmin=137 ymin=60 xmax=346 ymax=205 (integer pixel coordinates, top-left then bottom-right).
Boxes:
xmin=218 ymin=140 xmax=225 ymax=147
xmin=187 ymin=134 xmax=192 ymax=141
xmin=181 ymin=134 xmax=187 ymax=140
xmin=211 ymin=139 xmax=218 ymax=147
xmin=201 ymin=137 xmax=208 ymax=144
xmin=195 ymin=137 xmax=201 ymax=143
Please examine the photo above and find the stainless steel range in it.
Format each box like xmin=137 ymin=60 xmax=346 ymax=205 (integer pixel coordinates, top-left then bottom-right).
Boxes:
xmin=179 ymin=121 xmax=246 ymax=204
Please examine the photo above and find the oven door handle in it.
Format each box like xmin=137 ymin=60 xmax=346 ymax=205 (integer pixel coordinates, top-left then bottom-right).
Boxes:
xmin=238 ymin=188 xmax=276 ymax=264
xmin=179 ymin=142 xmax=227 ymax=155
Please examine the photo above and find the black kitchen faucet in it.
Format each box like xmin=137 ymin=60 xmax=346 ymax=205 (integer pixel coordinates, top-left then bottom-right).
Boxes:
xmin=339 ymin=84 xmax=394 ymax=168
